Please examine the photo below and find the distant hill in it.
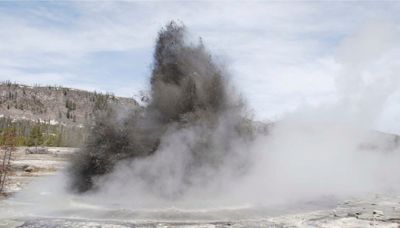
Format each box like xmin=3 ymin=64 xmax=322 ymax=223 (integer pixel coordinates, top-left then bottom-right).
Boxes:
xmin=0 ymin=81 xmax=138 ymax=147
xmin=0 ymin=81 xmax=138 ymax=126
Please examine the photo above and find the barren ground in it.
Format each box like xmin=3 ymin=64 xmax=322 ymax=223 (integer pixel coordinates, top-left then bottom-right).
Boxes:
xmin=1 ymin=147 xmax=75 ymax=197
xmin=1 ymin=147 xmax=400 ymax=227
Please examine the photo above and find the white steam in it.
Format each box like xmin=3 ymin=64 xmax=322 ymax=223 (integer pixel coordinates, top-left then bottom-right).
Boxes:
xmin=3 ymin=22 xmax=400 ymax=220
xmin=81 ymin=21 xmax=400 ymax=209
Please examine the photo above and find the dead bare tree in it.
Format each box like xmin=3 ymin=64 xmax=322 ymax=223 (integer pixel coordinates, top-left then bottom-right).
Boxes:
xmin=0 ymin=128 xmax=17 ymax=193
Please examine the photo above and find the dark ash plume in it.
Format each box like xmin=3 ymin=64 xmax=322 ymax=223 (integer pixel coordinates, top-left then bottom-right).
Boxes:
xmin=67 ymin=21 xmax=255 ymax=196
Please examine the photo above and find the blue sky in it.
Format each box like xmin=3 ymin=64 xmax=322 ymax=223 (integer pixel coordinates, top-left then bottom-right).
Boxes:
xmin=1 ymin=1 xmax=400 ymax=127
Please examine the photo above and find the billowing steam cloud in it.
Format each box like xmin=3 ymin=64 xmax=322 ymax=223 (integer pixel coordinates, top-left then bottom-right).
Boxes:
xmin=3 ymin=21 xmax=400 ymax=222
xmin=65 ymin=21 xmax=400 ymax=207
xmin=67 ymin=22 xmax=256 ymax=197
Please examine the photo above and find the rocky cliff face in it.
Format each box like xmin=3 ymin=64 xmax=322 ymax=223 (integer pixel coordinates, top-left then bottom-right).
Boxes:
xmin=0 ymin=82 xmax=138 ymax=126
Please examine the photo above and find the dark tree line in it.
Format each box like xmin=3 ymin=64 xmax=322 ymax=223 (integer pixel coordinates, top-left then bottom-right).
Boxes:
xmin=0 ymin=117 xmax=87 ymax=147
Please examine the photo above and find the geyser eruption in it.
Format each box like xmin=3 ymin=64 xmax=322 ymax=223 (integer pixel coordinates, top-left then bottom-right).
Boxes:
xmin=68 ymin=22 xmax=255 ymax=197
xmin=3 ymin=21 xmax=400 ymax=226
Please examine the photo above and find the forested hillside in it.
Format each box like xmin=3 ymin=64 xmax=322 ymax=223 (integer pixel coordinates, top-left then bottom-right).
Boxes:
xmin=0 ymin=81 xmax=138 ymax=147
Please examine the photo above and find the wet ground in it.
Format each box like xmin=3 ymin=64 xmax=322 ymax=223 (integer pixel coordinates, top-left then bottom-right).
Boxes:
xmin=1 ymin=194 xmax=400 ymax=227
xmin=1 ymin=147 xmax=400 ymax=227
